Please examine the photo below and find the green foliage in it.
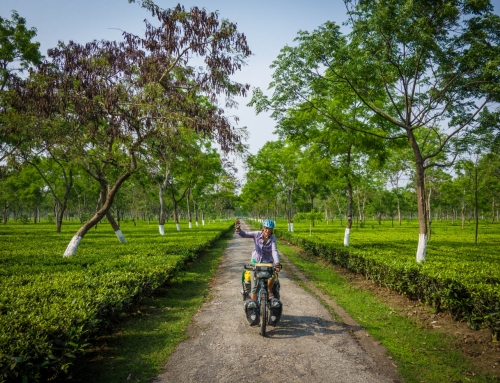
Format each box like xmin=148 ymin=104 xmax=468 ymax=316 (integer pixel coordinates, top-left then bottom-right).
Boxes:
xmin=273 ymin=219 xmax=500 ymax=338
xmin=66 ymin=229 xmax=231 ymax=383
xmin=293 ymin=211 xmax=323 ymax=223
xmin=16 ymin=214 xmax=29 ymax=224
xmin=0 ymin=10 xmax=42 ymax=88
xmin=0 ymin=220 xmax=232 ymax=382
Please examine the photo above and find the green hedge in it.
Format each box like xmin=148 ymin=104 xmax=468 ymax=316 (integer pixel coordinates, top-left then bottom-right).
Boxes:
xmin=275 ymin=229 xmax=500 ymax=339
xmin=0 ymin=221 xmax=232 ymax=383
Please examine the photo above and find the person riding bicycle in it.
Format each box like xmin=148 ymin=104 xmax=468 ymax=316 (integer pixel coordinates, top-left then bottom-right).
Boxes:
xmin=236 ymin=219 xmax=281 ymax=301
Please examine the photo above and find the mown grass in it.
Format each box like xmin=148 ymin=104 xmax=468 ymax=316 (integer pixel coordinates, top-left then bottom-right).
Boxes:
xmin=277 ymin=241 xmax=499 ymax=383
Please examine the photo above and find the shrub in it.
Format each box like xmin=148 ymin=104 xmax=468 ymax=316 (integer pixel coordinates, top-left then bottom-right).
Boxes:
xmin=272 ymin=219 xmax=500 ymax=340
xmin=0 ymin=221 xmax=232 ymax=382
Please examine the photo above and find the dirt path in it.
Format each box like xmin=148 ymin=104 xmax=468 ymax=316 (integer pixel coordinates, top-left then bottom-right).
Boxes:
xmin=154 ymin=221 xmax=400 ymax=383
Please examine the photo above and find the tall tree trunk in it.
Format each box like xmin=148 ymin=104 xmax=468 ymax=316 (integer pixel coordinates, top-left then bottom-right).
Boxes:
xmin=427 ymin=187 xmax=433 ymax=240
xmin=344 ymin=147 xmax=353 ymax=247
xmin=64 ymin=171 xmax=131 ymax=257
xmin=158 ymin=166 xmax=170 ymax=235
xmin=461 ymin=189 xmax=466 ymax=229
xmin=409 ymin=131 xmax=428 ymax=263
xmin=168 ymin=185 xmax=190 ymax=231
xmin=356 ymin=187 xmax=362 ymax=226
xmin=193 ymin=198 xmax=199 ymax=227
xmin=107 ymin=209 xmax=126 ymax=243
xmin=29 ymin=160 xmax=73 ymax=233
xmin=397 ymin=196 xmax=402 ymax=226
xmin=475 ymin=166 xmax=479 ymax=245
xmin=324 ymin=199 xmax=328 ymax=225
xmin=335 ymin=195 xmax=343 ymax=227
xmin=187 ymin=188 xmax=192 ymax=228
xmin=287 ymin=188 xmax=294 ymax=232
xmin=172 ymin=199 xmax=180 ymax=231
xmin=361 ymin=193 xmax=366 ymax=225
xmin=3 ymin=204 xmax=8 ymax=223
xmin=491 ymin=197 xmax=495 ymax=224
xmin=310 ymin=194 xmax=314 ymax=228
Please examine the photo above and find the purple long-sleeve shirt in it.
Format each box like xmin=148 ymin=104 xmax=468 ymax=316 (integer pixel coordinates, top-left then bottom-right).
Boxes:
xmin=238 ymin=229 xmax=280 ymax=264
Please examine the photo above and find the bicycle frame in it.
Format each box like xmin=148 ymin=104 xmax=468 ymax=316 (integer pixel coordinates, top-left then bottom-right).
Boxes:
xmin=244 ymin=263 xmax=275 ymax=336
xmin=257 ymin=275 xmax=270 ymax=336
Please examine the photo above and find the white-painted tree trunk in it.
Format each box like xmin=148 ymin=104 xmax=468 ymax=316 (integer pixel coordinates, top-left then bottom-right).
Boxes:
xmin=63 ymin=235 xmax=82 ymax=257
xmin=416 ymin=233 xmax=427 ymax=263
xmin=343 ymin=228 xmax=350 ymax=247
xmin=195 ymin=221 xmax=199 ymax=227
xmin=176 ymin=223 xmax=181 ymax=231
xmin=115 ymin=230 xmax=127 ymax=243
xmin=290 ymin=223 xmax=294 ymax=232
xmin=202 ymin=220 xmax=205 ymax=226
xmin=159 ymin=225 xmax=165 ymax=235
xmin=189 ymin=222 xmax=192 ymax=228
xmin=288 ymin=222 xmax=291 ymax=232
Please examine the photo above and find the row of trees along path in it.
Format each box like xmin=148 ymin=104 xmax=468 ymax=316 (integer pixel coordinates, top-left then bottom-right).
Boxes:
xmin=1 ymin=3 xmax=250 ymax=256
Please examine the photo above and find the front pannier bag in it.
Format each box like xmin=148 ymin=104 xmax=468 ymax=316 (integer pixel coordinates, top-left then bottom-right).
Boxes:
xmin=268 ymin=298 xmax=282 ymax=326
xmin=255 ymin=265 xmax=273 ymax=279
xmin=244 ymin=299 xmax=259 ymax=326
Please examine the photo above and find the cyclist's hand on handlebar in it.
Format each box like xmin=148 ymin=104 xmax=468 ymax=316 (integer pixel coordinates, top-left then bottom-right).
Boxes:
xmin=275 ymin=262 xmax=282 ymax=272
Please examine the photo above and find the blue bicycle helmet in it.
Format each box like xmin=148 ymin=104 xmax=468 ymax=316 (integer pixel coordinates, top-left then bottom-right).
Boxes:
xmin=262 ymin=219 xmax=275 ymax=229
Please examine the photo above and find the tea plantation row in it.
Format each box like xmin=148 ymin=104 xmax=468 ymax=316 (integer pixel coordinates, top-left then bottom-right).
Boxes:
xmin=0 ymin=220 xmax=233 ymax=383
xmin=266 ymin=219 xmax=500 ymax=338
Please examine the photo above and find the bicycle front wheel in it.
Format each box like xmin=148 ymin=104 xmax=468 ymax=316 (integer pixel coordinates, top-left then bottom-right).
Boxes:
xmin=260 ymin=292 xmax=268 ymax=336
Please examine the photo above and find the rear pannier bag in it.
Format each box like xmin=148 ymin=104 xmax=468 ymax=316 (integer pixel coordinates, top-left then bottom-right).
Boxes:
xmin=268 ymin=298 xmax=282 ymax=326
xmin=244 ymin=299 xmax=259 ymax=326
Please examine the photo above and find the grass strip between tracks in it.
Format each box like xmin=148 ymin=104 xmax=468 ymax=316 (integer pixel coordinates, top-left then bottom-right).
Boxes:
xmin=60 ymin=232 xmax=231 ymax=383
xmin=278 ymin=241 xmax=498 ymax=383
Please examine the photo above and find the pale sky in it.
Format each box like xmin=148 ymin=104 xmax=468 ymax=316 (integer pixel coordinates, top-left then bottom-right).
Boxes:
xmin=2 ymin=0 xmax=500 ymax=181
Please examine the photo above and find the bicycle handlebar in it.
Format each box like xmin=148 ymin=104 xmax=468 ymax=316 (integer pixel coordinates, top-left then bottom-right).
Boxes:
xmin=244 ymin=263 xmax=282 ymax=271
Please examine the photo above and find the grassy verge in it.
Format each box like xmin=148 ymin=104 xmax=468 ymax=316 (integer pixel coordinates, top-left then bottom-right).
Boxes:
xmin=278 ymin=241 xmax=498 ymax=383
xmin=60 ymin=232 xmax=231 ymax=383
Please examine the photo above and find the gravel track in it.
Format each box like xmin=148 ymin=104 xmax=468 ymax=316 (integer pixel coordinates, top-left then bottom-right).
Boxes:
xmin=154 ymin=221 xmax=400 ymax=383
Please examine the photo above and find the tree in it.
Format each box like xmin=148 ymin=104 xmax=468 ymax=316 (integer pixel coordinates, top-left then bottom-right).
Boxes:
xmin=244 ymin=140 xmax=300 ymax=230
xmin=251 ymin=47 xmax=388 ymax=245
xmin=11 ymin=4 xmax=251 ymax=256
xmin=252 ymin=0 xmax=500 ymax=262
xmin=19 ymin=147 xmax=75 ymax=232
xmin=0 ymin=10 xmax=42 ymax=89
xmin=165 ymin=136 xmax=224 ymax=231
xmin=0 ymin=10 xmax=42 ymax=163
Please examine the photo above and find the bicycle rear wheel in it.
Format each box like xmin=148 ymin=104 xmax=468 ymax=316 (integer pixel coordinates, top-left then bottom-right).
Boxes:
xmin=260 ymin=292 xmax=268 ymax=336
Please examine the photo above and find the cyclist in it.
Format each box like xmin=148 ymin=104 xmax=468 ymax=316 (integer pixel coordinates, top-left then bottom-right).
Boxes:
xmin=236 ymin=219 xmax=281 ymax=301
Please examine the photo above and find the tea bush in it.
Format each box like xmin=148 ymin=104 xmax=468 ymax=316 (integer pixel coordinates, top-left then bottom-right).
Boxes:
xmin=0 ymin=220 xmax=232 ymax=382
xmin=269 ymin=219 xmax=500 ymax=338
